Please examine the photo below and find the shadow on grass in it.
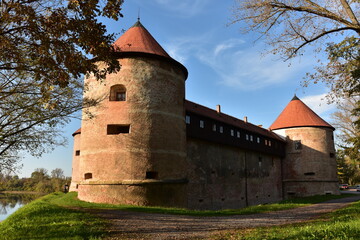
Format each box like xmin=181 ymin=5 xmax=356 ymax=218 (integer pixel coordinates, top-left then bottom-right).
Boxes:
xmin=54 ymin=192 xmax=355 ymax=217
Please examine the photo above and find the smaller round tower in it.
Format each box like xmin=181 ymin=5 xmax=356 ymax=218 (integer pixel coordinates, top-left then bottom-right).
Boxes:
xmin=270 ymin=95 xmax=339 ymax=198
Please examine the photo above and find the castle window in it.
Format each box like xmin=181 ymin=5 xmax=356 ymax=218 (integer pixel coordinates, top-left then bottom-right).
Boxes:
xmin=84 ymin=173 xmax=92 ymax=180
xmin=330 ymin=153 xmax=335 ymax=158
xmin=250 ymin=135 xmax=253 ymax=142
xmin=212 ymin=124 xmax=216 ymax=131
xmin=268 ymin=140 xmax=272 ymax=147
xmin=110 ymin=84 xmax=126 ymax=101
xmin=258 ymin=157 xmax=262 ymax=167
xmin=186 ymin=115 xmax=190 ymax=124
xmin=237 ymin=131 xmax=240 ymax=138
xmin=107 ymin=124 xmax=130 ymax=134
xmin=246 ymin=134 xmax=249 ymax=141
xmin=265 ymin=139 xmax=268 ymax=145
xmin=146 ymin=171 xmax=158 ymax=179
xmin=304 ymin=172 xmax=315 ymax=176
xmin=75 ymin=150 xmax=80 ymax=156
xmin=219 ymin=126 xmax=223 ymax=133
xmin=294 ymin=140 xmax=302 ymax=150
xmin=200 ymin=120 xmax=204 ymax=128
xmin=256 ymin=137 xmax=260 ymax=143
xmin=230 ymin=129 xmax=234 ymax=136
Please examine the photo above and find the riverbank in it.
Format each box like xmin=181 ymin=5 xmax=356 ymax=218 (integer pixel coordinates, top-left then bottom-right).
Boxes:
xmin=0 ymin=190 xmax=44 ymax=195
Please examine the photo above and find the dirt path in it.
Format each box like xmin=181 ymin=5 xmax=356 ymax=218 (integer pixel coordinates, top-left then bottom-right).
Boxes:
xmin=88 ymin=195 xmax=360 ymax=240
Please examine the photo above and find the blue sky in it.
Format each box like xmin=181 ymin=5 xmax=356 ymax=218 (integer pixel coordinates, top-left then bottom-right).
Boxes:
xmin=18 ymin=0 xmax=337 ymax=177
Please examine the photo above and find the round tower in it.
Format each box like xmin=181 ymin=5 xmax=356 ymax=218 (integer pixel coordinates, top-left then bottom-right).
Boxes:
xmin=69 ymin=128 xmax=81 ymax=192
xmin=75 ymin=20 xmax=188 ymax=207
xmin=270 ymin=95 xmax=339 ymax=198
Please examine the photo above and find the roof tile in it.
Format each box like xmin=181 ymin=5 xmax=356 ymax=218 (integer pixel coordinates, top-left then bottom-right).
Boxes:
xmin=113 ymin=20 xmax=170 ymax=58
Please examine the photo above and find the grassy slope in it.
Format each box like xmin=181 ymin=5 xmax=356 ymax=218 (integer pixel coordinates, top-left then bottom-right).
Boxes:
xmin=54 ymin=192 xmax=352 ymax=216
xmin=0 ymin=192 xmax=356 ymax=240
xmin=0 ymin=193 xmax=107 ymax=240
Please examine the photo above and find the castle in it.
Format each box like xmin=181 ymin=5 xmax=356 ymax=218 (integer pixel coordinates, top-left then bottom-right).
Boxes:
xmin=69 ymin=20 xmax=339 ymax=210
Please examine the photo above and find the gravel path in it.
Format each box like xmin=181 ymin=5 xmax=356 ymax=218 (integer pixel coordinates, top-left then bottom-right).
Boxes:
xmin=88 ymin=195 xmax=360 ymax=240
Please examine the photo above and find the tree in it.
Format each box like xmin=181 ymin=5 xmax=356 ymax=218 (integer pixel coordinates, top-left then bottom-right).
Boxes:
xmin=51 ymin=168 xmax=64 ymax=179
xmin=337 ymin=149 xmax=360 ymax=184
xmin=331 ymin=97 xmax=360 ymax=183
xmin=231 ymin=0 xmax=359 ymax=99
xmin=0 ymin=0 xmax=124 ymax=172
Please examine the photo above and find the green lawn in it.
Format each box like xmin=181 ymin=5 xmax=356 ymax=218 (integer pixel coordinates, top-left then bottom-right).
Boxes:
xmin=53 ymin=192 xmax=351 ymax=216
xmin=0 ymin=193 xmax=107 ymax=240
xmin=0 ymin=192 xmax=356 ymax=240
xmin=215 ymin=198 xmax=360 ymax=240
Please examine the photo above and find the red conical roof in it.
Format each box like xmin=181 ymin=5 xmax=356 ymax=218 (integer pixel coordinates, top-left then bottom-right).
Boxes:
xmin=270 ymin=95 xmax=334 ymax=130
xmin=113 ymin=20 xmax=170 ymax=58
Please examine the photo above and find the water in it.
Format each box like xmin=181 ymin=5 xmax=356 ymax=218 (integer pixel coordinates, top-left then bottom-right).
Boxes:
xmin=0 ymin=193 xmax=41 ymax=221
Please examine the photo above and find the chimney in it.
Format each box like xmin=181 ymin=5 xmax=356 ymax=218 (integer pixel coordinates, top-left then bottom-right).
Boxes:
xmin=216 ymin=105 xmax=221 ymax=113
xmin=244 ymin=116 xmax=248 ymax=123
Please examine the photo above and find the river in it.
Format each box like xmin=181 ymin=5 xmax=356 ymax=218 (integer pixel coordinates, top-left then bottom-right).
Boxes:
xmin=0 ymin=192 xmax=42 ymax=221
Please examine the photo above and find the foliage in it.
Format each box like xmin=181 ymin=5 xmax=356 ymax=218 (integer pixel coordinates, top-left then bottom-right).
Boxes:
xmin=0 ymin=0 xmax=124 ymax=173
xmin=0 ymin=192 xmax=107 ymax=240
xmin=0 ymin=168 xmax=70 ymax=193
xmin=215 ymin=198 xmax=360 ymax=239
xmin=331 ymin=97 xmax=360 ymax=183
xmin=337 ymin=149 xmax=360 ymax=184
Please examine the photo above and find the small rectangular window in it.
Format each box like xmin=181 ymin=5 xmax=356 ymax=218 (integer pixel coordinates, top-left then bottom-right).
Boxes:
xmin=212 ymin=124 xmax=216 ymax=131
xmin=257 ymin=137 xmax=260 ymax=143
xmin=250 ymin=135 xmax=253 ymax=142
xmin=75 ymin=150 xmax=80 ymax=156
xmin=107 ymin=124 xmax=130 ymax=135
xmin=294 ymin=140 xmax=302 ymax=150
xmin=265 ymin=139 xmax=268 ymax=145
xmin=219 ymin=126 xmax=223 ymax=133
xmin=146 ymin=171 xmax=158 ymax=179
xmin=230 ymin=129 xmax=234 ymax=136
xmin=268 ymin=140 xmax=272 ymax=147
xmin=84 ymin=173 xmax=92 ymax=180
xmin=237 ymin=131 xmax=240 ymax=138
xmin=200 ymin=120 xmax=204 ymax=128
xmin=185 ymin=115 xmax=191 ymax=124
xmin=246 ymin=134 xmax=249 ymax=141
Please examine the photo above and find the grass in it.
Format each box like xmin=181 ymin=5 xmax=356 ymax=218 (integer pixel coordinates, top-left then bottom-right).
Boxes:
xmin=52 ymin=192 xmax=352 ymax=216
xmin=215 ymin=198 xmax=360 ymax=240
xmin=0 ymin=192 xmax=356 ymax=239
xmin=0 ymin=192 xmax=107 ymax=240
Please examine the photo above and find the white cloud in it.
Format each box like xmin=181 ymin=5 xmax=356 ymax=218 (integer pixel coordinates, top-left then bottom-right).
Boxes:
xmin=154 ymin=0 xmax=208 ymax=17
xmin=196 ymin=39 xmax=316 ymax=90
xmin=165 ymin=34 xmax=317 ymax=91
xmin=301 ymin=93 xmax=336 ymax=115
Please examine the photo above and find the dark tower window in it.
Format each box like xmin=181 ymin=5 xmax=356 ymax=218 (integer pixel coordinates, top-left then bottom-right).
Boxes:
xmin=84 ymin=173 xmax=92 ymax=180
xmin=75 ymin=150 xmax=80 ymax=156
xmin=107 ymin=124 xmax=130 ymax=134
xmin=110 ymin=84 xmax=126 ymax=101
xmin=294 ymin=140 xmax=302 ymax=150
xmin=146 ymin=171 xmax=158 ymax=179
